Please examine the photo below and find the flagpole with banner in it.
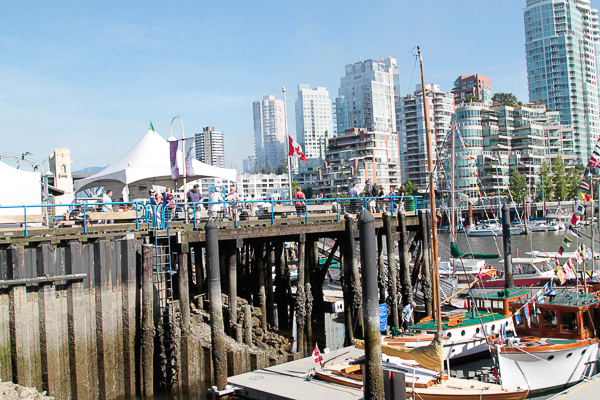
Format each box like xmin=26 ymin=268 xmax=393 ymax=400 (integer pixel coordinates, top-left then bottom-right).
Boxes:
xmin=169 ymin=116 xmax=188 ymax=223
xmin=282 ymin=87 xmax=293 ymax=201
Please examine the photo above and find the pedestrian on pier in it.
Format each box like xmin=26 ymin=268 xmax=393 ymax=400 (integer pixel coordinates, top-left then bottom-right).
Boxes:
xmin=209 ymin=187 xmax=224 ymax=219
xmin=377 ymin=185 xmax=386 ymax=213
xmin=101 ymin=189 xmax=114 ymax=224
xmin=226 ymin=187 xmax=240 ymax=220
xmin=149 ymin=189 xmax=162 ymax=227
xmin=349 ymin=182 xmax=359 ymax=214
xmin=365 ymin=179 xmax=377 ymax=213
xmin=187 ymin=184 xmax=203 ymax=210
xmin=294 ymin=186 xmax=306 ymax=216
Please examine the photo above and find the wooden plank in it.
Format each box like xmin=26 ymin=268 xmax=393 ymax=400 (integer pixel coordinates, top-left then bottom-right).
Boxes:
xmin=87 ymin=211 xmax=138 ymax=221
xmin=0 ymin=215 xmax=44 ymax=224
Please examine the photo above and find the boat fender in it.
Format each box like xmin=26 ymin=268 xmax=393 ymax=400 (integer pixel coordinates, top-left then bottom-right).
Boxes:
xmin=520 ymin=336 xmax=540 ymax=342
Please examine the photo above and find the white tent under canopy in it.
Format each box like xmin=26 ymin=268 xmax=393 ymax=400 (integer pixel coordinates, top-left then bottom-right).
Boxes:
xmin=74 ymin=129 xmax=237 ymax=200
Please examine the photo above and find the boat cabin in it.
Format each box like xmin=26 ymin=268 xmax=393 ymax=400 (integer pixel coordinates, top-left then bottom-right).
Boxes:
xmin=508 ymin=292 xmax=600 ymax=340
xmin=511 ymin=258 xmax=554 ymax=278
xmin=470 ymin=288 xmax=533 ymax=317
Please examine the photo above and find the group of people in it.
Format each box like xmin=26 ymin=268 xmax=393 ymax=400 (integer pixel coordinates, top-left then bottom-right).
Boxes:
xmin=348 ymin=180 xmax=406 ymax=214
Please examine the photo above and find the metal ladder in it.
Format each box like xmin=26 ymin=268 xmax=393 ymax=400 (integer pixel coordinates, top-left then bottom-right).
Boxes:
xmin=153 ymin=221 xmax=178 ymax=390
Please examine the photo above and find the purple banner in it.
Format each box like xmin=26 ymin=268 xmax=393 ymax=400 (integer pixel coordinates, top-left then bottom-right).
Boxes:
xmin=184 ymin=137 xmax=195 ymax=177
xmin=170 ymin=141 xmax=180 ymax=180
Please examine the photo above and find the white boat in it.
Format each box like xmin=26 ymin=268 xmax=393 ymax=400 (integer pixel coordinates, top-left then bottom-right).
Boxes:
xmin=529 ymin=221 xmax=560 ymax=232
xmin=494 ymin=292 xmax=600 ymax=394
xmin=467 ymin=219 xmax=523 ymax=236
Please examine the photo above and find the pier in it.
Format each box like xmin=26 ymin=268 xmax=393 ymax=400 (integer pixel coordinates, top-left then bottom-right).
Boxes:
xmin=0 ymin=200 xmax=431 ymax=400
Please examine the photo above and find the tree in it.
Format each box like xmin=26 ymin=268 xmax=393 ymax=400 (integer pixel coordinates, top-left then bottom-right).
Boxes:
xmin=303 ymin=186 xmax=314 ymax=199
xmin=465 ymin=95 xmax=482 ymax=103
xmin=536 ymin=161 xmax=554 ymax=202
xmin=508 ymin=170 xmax=526 ymax=202
xmin=552 ymin=156 xmax=568 ymax=201
xmin=291 ymin=181 xmax=299 ymax=193
xmin=264 ymin=160 xmax=275 ymax=174
xmin=566 ymin=165 xmax=585 ymax=200
xmin=492 ymin=92 xmax=522 ymax=107
xmin=403 ymin=180 xmax=418 ymax=197
xmin=277 ymin=157 xmax=288 ymax=175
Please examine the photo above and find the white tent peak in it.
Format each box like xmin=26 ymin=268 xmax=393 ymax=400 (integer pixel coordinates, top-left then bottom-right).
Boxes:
xmin=74 ymin=128 xmax=237 ymax=194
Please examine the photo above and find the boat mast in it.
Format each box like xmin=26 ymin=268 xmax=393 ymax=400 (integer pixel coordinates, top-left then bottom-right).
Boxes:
xmin=417 ymin=47 xmax=442 ymax=331
xmin=451 ymin=123 xmax=456 ymax=242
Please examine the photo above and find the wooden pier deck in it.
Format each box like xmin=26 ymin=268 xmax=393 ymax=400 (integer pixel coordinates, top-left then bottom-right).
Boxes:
xmin=227 ymin=346 xmax=364 ymax=400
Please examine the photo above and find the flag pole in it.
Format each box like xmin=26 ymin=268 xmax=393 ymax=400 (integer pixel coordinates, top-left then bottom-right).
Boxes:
xmin=170 ymin=116 xmax=187 ymax=223
xmin=282 ymin=87 xmax=293 ymax=201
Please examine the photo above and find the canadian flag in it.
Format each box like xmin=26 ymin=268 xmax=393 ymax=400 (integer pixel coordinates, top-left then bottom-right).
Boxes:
xmin=312 ymin=342 xmax=323 ymax=364
xmin=289 ymin=135 xmax=308 ymax=162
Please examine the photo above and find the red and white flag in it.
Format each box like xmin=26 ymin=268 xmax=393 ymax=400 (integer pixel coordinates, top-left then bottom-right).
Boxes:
xmin=312 ymin=342 xmax=323 ymax=364
xmin=289 ymin=135 xmax=308 ymax=162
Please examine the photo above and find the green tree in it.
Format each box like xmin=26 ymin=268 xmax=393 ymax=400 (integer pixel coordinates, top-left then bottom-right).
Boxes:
xmin=566 ymin=165 xmax=585 ymax=200
xmin=403 ymin=179 xmax=418 ymax=196
xmin=264 ymin=160 xmax=275 ymax=174
xmin=508 ymin=170 xmax=526 ymax=202
xmin=303 ymin=186 xmax=314 ymax=199
xmin=465 ymin=95 xmax=482 ymax=103
xmin=277 ymin=157 xmax=288 ymax=175
xmin=552 ymin=156 xmax=568 ymax=201
xmin=291 ymin=181 xmax=299 ymax=193
xmin=492 ymin=92 xmax=523 ymax=107
xmin=536 ymin=161 xmax=554 ymax=201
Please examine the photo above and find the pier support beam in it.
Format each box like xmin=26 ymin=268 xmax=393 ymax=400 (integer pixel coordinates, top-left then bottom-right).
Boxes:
xmin=398 ymin=209 xmax=414 ymax=310
xmin=141 ymin=244 xmax=154 ymax=397
xmin=296 ymin=234 xmax=306 ymax=356
xmin=384 ymin=212 xmax=399 ymax=330
xmin=343 ymin=214 xmax=363 ymax=342
xmin=256 ymin=242 xmax=267 ymax=331
xmin=419 ymin=210 xmax=433 ymax=317
xmin=205 ymin=219 xmax=227 ymax=391
xmin=192 ymin=243 xmax=204 ymax=296
xmin=305 ymin=241 xmax=313 ymax=351
xmin=227 ymin=241 xmax=238 ymax=333
xmin=502 ymin=204 xmax=514 ymax=289
xmin=358 ymin=209 xmax=384 ymax=399
xmin=275 ymin=242 xmax=289 ymax=331
xmin=377 ymin=231 xmax=386 ymax=304
xmin=265 ymin=243 xmax=275 ymax=327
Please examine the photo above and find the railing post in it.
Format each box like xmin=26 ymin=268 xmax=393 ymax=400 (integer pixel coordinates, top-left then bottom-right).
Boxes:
xmin=336 ymin=199 xmax=340 ymax=221
xmin=23 ymin=206 xmax=28 ymax=236
xmin=234 ymin=201 xmax=237 ymax=227
xmin=193 ymin=203 xmax=197 ymax=229
xmin=270 ymin=200 xmax=274 ymax=225
xmin=135 ymin=202 xmax=139 ymax=230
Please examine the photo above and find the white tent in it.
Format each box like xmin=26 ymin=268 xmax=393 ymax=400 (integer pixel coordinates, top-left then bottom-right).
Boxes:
xmin=74 ymin=129 xmax=237 ymax=199
xmin=0 ymin=161 xmax=42 ymax=216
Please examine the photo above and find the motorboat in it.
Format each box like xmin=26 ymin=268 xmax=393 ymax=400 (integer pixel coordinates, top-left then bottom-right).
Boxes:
xmin=469 ymin=257 xmax=559 ymax=295
xmin=493 ymin=292 xmax=600 ymax=394
xmin=466 ymin=219 xmax=523 ymax=236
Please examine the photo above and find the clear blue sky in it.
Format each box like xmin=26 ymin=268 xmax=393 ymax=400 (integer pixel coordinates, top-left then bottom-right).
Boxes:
xmin=2 ymin=1 xmax=598 ymax=171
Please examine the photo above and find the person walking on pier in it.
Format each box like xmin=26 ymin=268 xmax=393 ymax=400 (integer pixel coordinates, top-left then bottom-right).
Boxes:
xmin=401 ymin=301 xmax=417 ymax=332
xmin=101 ymin=189 xmax=114 ymax=224
xmin=187 ymin=184 xmax=203 ymax=210
xmin=349 ymin=182 xmax=359 ymax=214
xmin=365 ymin=179 xmax=377 ymax=214
xmin=294 ymin=186 xmax=306 ymax=216
xmin=209 ymin=187 xmax=224 ymax=219
xmin=226 ymin=187 xmax=240 ymax=220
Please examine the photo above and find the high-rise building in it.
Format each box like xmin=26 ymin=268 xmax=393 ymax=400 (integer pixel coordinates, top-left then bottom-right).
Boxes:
xmin=295 ymin=85 xmax=333 ymax=160
xmin=524 ymin=0 xmax=600 ymax=165
xmin=396 ymin=83 xmax=455 ymax=188
xmin=335 ymin=57 xmax=400 ymax=135
xmin=317 ymin=128 xmax=400 ymax=196
xmin=243 ymin=156 xmax=256 ymax=173
xmin=253 ymin=95 xmax=286 ymax=169
xmin=194 ymin=126 xmax=225 ymax=168
xmin=451 ymin=74 xmax=492 ymax=105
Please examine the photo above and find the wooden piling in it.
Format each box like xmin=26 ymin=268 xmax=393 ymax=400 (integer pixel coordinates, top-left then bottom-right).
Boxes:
xmin=141 ymin=244 xmax=154 ymax=397
xmin=193 ymin=243 xmax=204 ymax=295
xmin=377 ymin=231 xmax=386 ymax=304
xmin=243 ymin=305 xmax=252 ymax=346
xmin=274 ymin=242 xmax=289 ymax=331
xmin=305 ymin=241 xmax=313 ymax=350
xmin=344 ymin=214 xmax=364 ymax=341
xmin=419 ymin=210 xmax=433 ymax=317
xmin=398 ymin=211 xmax=414 ymax=307
xmin=265 ymin=243 xmax=275 ymax=327
xmin=179 ymin=251 xmax=191 ymax=334
xmin=256 ymin=242 xmax=267 ymax=330
xmin=227 ymin=241 xmax=237 ymax=332
xmin=296 ymin=234 xmax=306 ymax=356
xmin=205 ymin=219 xmax=227 ymax=391
xmin=383 ymin=212 xmax=399 ymax=330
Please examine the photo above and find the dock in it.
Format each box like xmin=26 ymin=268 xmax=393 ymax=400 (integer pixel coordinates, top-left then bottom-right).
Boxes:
xmin=549 ymin=373 xmax=600 ymax=400
xmin=227 ymin=346 xmax=364 ymax=399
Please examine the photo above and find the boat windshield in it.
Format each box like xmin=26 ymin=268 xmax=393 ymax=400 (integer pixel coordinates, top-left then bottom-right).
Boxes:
xmin=513 ymin=263 xmax=537 ymax=274
xmin=536 ymin=262 xmax=553 ymax=273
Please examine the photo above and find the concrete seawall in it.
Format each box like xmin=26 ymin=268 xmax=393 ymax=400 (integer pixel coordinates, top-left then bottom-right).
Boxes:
xmin=0 ymin=238 xmax=140 ymax=400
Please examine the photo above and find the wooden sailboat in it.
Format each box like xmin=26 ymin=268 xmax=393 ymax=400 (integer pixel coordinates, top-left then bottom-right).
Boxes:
xmin=493 ymin=291 xmax=600 ymax=394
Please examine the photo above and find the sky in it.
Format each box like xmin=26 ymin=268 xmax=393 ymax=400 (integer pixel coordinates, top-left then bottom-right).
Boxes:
xmin=2 ymin=0 xmax=599 ymax=172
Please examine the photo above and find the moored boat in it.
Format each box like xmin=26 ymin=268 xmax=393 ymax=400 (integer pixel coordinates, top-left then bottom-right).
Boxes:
xmin=493 ymin=292 xmax=600 ymax=394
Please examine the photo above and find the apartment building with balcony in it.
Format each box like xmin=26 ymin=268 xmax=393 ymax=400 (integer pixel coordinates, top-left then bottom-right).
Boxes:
xmin=396 ymin=83 xmax=455 ymax=189
xmin=335 ymin=57 xmax=400 ymax=135
xmin=451 ymin=74 xmax=492 ymax=105
xmin=295 ymin=85 xmax=333 ymax=160
xmin=452 ymin=102 xmax=575 ymax=200
xmin=524 ymin=0 xmax=600 ymax=165
xmin=253 ymin=95 xmax=286 ymax=169
xmin=316 ymin=128 xmax=400 ymax=196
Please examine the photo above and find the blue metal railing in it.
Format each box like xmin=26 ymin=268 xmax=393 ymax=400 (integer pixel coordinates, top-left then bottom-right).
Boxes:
xmin=0 ymin=195 xmax=424 ymax=235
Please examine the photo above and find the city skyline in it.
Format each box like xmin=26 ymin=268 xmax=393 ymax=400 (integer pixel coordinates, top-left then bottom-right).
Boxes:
xmin=3 ymin=1 xmax=599 ymax=171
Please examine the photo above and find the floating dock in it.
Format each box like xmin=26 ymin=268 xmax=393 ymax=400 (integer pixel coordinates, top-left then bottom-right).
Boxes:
xmin=227 ymin=346 xmax=364 ymax=399
xmin=548 ymin=373 xmax=600 ymax=400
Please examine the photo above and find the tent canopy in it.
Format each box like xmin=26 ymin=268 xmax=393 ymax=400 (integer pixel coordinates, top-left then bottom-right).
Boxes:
xmin=0 ymin=161 xmax=42 ymax=216
xmin=74 ymin=129 xmax=237 ymax=196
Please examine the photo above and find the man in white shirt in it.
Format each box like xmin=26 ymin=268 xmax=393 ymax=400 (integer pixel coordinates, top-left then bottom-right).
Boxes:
xmin=401 ymin=301 xmax=417 ymax=332
xmin=209 ymin=187 xmax=224 ymax=219
xmin=101 ymin=190 xmax=114 ymax=224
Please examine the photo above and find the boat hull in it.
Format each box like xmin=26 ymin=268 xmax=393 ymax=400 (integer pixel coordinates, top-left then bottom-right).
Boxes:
xmin=497 ymin=339 xmax=599 ymax=393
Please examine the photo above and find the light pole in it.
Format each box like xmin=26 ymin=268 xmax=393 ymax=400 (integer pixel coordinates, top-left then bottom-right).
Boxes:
xmin=282 ymin=87 xmax=293 ymax=201
xmin=168 ymin=116 xmax=187 ymax=221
